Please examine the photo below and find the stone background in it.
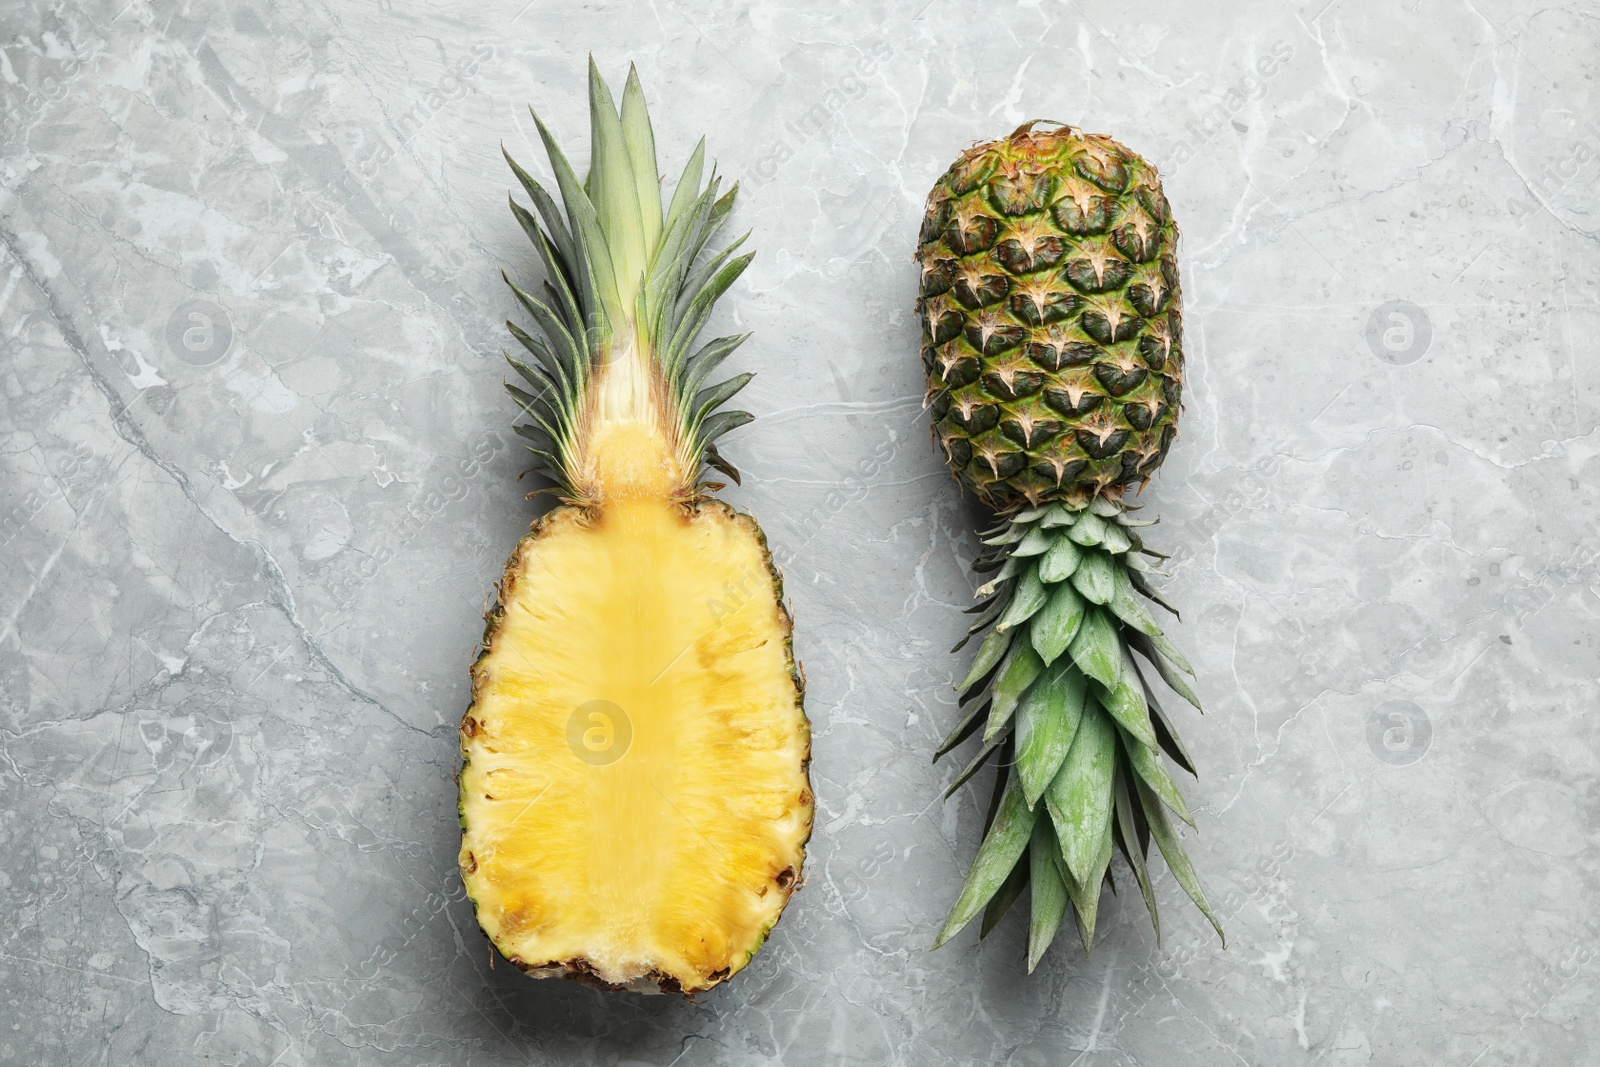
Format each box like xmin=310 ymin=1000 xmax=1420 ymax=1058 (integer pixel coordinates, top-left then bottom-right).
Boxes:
xmin=3 ymin=0 xmax=1598 ymax=1063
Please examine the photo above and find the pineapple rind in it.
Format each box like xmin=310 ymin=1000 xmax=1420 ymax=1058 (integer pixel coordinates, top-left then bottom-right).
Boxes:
xmin=916 ymin=121 xmax=1184 ymax=512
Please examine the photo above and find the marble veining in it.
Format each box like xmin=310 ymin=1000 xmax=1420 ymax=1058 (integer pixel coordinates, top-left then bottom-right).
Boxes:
xmin=2 ymin=0 xmax=1598 ymax=1063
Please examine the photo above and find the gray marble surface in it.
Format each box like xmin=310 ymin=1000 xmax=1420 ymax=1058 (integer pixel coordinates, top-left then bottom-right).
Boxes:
xmin=3 ymin=0 xmax=1598 ymax=1063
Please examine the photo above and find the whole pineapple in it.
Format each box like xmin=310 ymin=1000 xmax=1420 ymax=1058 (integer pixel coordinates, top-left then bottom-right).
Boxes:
xmin=918 ymin=122 xmax=1223 ymax=969
xmin=458 ymin=62 xmax=812 ymax=994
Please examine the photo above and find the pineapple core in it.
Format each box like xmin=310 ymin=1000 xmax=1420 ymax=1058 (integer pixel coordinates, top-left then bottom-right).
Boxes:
xmin=579 ymin=343 xmax=686 ymax=501
xmin=459 ymin=379 xmax=811 ymax=991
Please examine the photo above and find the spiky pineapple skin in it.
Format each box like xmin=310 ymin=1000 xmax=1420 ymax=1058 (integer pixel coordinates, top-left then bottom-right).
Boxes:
xmin=916 ymin=123 xmax=1184 ymax=511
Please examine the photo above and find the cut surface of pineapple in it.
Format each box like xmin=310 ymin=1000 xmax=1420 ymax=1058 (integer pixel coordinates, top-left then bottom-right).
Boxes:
xmin=460 ymin=497 xmax=811 ymax=993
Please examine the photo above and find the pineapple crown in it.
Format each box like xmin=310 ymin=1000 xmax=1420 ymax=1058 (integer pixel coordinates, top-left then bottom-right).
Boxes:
xmin=502 ymin=58 xmax=755 ymax=501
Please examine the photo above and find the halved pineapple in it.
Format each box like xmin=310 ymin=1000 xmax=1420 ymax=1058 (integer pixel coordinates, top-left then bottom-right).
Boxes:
xmin=458 ymin=62 xmax=812 ymax=993
xmin=461 ymin=499 xmax=810 ymax=991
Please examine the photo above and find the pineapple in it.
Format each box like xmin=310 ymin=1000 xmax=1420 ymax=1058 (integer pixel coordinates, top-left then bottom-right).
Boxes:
xmin=458 ymin=61 xmax=812 ymax=994
xmin=917 ymin=122 xmax=1224 ymax=969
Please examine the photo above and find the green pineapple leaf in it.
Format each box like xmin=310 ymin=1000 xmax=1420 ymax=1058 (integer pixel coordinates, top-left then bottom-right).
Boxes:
xmin=980 ymin=851 xmax=1030 ymax=937
xmin=1044 ymin=701 xmax=1117 ymax=887
xmin=1150 ymin=630 xmax=1196 ymax=676
xmin=528 ymin=106 xmax=624 ymax=333
xmin=1134 ymin=775 xmax=1225 ymax=946
xmin=1122 ymin=728 xmax=1195 ymax=828
xmin=1108 ymin=565 xmax=1162 ymax=636
xmin=1037 ymin=534 xmax=1083 ymax=583
xmin=1096 ymin=521 xmax=1132 ymax=554
xmin=1013 ymin=524 xmax=1053 ymax=556
xmin=1069 ymin=548 xmax=1116 ymax=605
xmin=959 ymin=627 xmax=1013 ymax=692
xmin=584 ymin=57 xmax=648 ymax=302
xmin=1027 ymin=818 xmax=1071 ymax=971
xmin=995 ymin=561 xmax=1050 ymax=632
xmin=1029 ymin=580 xmax=1086 ymax=666
xmin=944 ymin=733 xmax=1006 ymax=798
xmin=1113 ymin=766 xmax=1160 ymax=941
xmin=1098 ymin=673 xmax=1159 ymax=751
xmin=934 ymin=768 xmax=1037 ymax=949
xmin=1067 ymin=511 xmax=1111 ymax=546
xmin=1067 ymin=606 xmax=1122 ymax=690
xmin=1015 ymin=661 xmax=1086 ymax=807
xmin=662 ymin=136 xmax=706 ymax=233
xmin=617 ymin=63 xmax=663 ymax=253
xmin=985 ymin=642 xmax=1045 ymax=741
xmin=1040 ymin=503 xmax=1078 ymax=528
xmin=934 ymin=698 xmax=989 ymax=762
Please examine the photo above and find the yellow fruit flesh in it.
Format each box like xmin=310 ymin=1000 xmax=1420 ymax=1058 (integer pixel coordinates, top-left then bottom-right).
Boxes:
xmin=460 ymin=492 xmax=811 ymax=991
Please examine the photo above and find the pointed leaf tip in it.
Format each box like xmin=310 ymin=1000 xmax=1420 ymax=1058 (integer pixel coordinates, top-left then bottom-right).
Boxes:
xmin=1026 ymin=811 xmax=1070 ymax=970
xmin=934 ymin=770 xmax=1036 ymax=949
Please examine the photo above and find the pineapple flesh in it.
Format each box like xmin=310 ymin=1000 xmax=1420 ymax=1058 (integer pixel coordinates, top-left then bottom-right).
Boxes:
xmin=917 ymin=122 xmax=1223 ymax=970
xmin=458 ymin=62 xmax=811 ymax=994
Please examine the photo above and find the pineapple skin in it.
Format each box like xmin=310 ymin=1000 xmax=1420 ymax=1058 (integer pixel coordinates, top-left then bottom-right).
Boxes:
xmin=916 ymin=122 xmax=1184 ymax=511
xmin=459 ymin=499 xmax=812 ymax=995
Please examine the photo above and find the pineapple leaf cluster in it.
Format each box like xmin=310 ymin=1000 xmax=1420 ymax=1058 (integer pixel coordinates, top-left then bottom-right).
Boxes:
xmin=502 ymin=58 xmax=757 ymax=501
xmin=933 ymin=499 xmax=1222 ymax=967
